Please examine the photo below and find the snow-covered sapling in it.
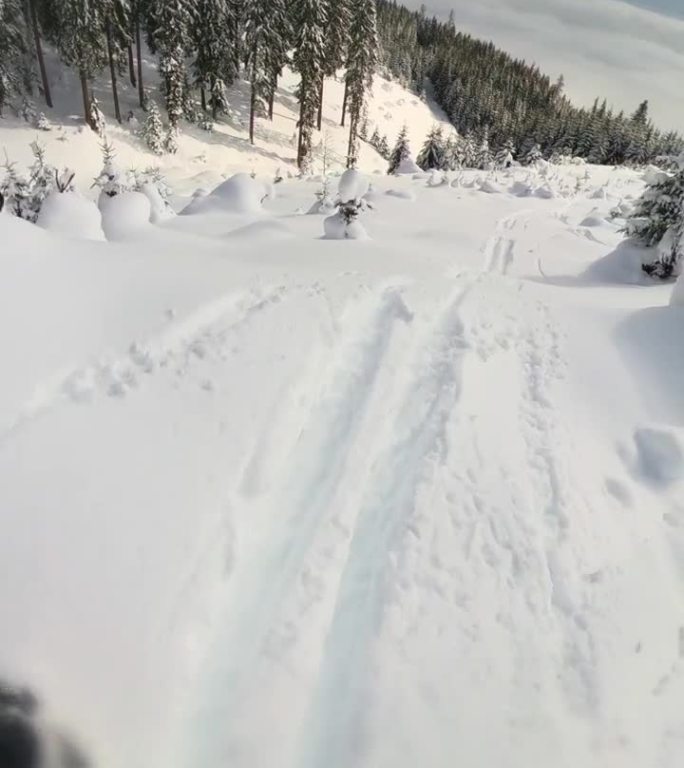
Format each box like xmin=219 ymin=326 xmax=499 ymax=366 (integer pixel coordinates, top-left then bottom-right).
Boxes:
xmin=140 ymin=101 xmax=166 ymax=155
xmin=323 ymin=169 xmax=371 ymax=239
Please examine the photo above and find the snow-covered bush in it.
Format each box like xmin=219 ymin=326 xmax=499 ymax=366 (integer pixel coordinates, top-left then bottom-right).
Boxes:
xmin=133 ymin=168 xmax=175 ymax=223
xmin=37 ymin=190 xmax=105 ymax=241
xmin=323 ymin=169 xmax=370 ymax=240
xmin=93 ymin=140 xmax=133 ymax=202
xmin=0 ymin=143 xmax=63 ymax=223
xmin=623 ymin=163 xmax=684 ymax=279
xmin=100 ymin=192 xmax=152 ymax=240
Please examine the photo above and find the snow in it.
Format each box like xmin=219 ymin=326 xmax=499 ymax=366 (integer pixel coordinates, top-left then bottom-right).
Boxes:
xmin=337 ymin=168 xmax=369 ymax=202
xmin=1 ymin=70 xmax=684 ymax=768
xmin=99 ymin=191 xmax=152 ymax=240
xmin=672 ymin=272 xmax=684 ymax=305
xmin=36 ymin=190 xmax=105 ymax=241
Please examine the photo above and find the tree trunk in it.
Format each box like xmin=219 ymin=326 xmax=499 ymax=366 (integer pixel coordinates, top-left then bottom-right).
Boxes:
xmin=268 ymin=73 xmax=277 ymax=120
xmin=127 ymin=43 xmax=137 ymax=87
xmin=347 ymin=117 xmax=357 ymax=168
xmin=135 ymin=20 xmax=144 ymax=108
xmin=317 ymin=78 xmax=324 ymax=131
xmin=341 ymin=79 xmax=348 ymax=127
xmin=200 ymin=87 xmax=207 ymax=112
xmin=211 ymin=76 xmax=218 ymax=120
xmin=80 ymin=70 xmax=94 ymax=130
xmin=106 ymin=22 xmax=122 ymax=123
xmin=297 ymin=86 xmax=306 ymax=171
xmin=249 ymin=83 xmax=256 ymax=145
xmin=28 ymin=0 xmax=52 ymax=108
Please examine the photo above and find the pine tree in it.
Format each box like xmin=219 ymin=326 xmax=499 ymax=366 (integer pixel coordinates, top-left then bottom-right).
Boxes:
xmin=103 ymin=0 xmax=132 ymax=124
xmin=140 ymin=99 xmax=166 ymax=153
xmin=192 ymin=0 xmax=236 ymax=119
xmin=387 ymin=125 xmax=410 ymax=174
xmin=417 ymin=125 xmax=446 ymax=170
xmin=292 ymin=0 xmax=327 ymax=172
xmin=494 ymin=138 xmax=515 ymax=169
xmin=245 ymin=0 xmax=291 ymax=142
xmin=49 ymin=0 xmax=107 ymax=130
xmin=319 ymin=0 xmax=349 ymax=129
xmin=149 ymin=0 xmax=195 ymax=127
xmin=27 ymin=0 xmax=53 ymax=108
xmin=0 ymin=0 xmax=28 ymax=115
xmin=344 ymin=0 xmax=378 ymax=168
xmin=625 ymin=165 xmax=684 ymax=278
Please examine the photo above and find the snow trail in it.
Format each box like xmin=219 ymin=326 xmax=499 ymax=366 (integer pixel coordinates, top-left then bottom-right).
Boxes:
xmin=297 ymin=285 xmax=472 ymax=768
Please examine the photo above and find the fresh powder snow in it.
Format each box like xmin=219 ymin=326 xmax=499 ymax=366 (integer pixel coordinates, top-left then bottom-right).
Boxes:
xmin=1 ymin=72 xmax=684 ymax=768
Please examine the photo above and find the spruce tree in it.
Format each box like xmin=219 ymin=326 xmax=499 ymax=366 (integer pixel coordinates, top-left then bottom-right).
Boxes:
xmin=245 ymin=0 xmax=291 ymax=142
xmin=140 ymin=99 xmax=166 ymax=153
xmin=292 ymin=0 xmax=327 ymax=172
xmin=27 ymin=0 xmax=53 ymax=108
xmin=192 ymin=0 xmax=235 ymax=119
xmin=0 ymin=0 xmax=27 ymax=115
xmin=319 ymin=0 xmax=349 ymax=129
xmin=344 ymin=0 xmax=378 ymax=168
xmin=49 ymin=0 xmax=107 ymax=130
xmin=417 ymin=126 xmax=448 ymax=171
xmin=625 ymin=165 xmax=684 ymax=279
xmin=387 ymin=125 xmax=410 ymax=174
xmin=149 ymin=0 xmax=195 ymax=128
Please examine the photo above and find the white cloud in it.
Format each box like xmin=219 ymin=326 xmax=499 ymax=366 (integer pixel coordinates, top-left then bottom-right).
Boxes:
xmin=404 ymin=0 xmax=684 ymax=132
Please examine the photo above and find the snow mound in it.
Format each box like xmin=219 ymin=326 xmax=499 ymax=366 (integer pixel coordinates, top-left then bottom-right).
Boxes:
xmin=580 ymin=209 xmax=608 ymax=228
xmin=479 ymin=178 xmax=503 ymax=194
xmin=510 ymin=180 xmax=533 ymax=197
xmin=181 ymin=173 xmax=273 ymax=215
xmin=583 ymin=240 xmax=647 ymax=284
xmin=36 ymin=191 xmax=105 ymax=241
xmin=99 ymin=192 xmax=152 ymax=241
xmin=633 ymin=428 xmax=684 ymax=486
xmin=338 ymin=169 xmax=369 ymax=202
xmin=386 ymin=188 xmax=416 ymax=201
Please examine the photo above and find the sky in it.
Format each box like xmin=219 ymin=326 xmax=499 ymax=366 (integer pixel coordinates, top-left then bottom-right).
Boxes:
xmin=405 ymin=0 xmax=684 ymax=132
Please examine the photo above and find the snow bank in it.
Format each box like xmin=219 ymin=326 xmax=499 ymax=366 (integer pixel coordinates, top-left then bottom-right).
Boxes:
xmin=99 ymin=192 xmax=152 ymax=240
xmin=672 ymin=272 xmax=684 ymax=305
xmin=36 ymin=191 xmax=105 ymax=241
xmin=510 ymin=180 xmax=533 ymax=197
xmin=633 ymin=427 xmax=684 ymax=486
xmin=479 ymin=178 xmax=503 ymax=194
xmin=395 ymin=156 xmax=420 ymax=175
xmin=323 ymin=212 xmax=368 ymax=240
xmin=386 ymin=188 xmax=416 ymax=201
xmin=181 ymin=173 xmax=273 ymax=215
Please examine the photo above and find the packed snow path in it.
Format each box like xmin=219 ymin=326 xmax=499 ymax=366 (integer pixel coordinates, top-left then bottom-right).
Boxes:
xmin=1 ymin=167 xmax=683 ymax=768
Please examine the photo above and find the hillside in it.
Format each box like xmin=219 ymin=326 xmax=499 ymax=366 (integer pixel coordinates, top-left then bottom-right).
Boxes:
xmin=0 ymin=47 xmax=453 ymax=195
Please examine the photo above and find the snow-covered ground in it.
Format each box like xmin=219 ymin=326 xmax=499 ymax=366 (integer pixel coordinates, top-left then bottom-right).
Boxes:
xmin=2 ymin=68 xmax=684 ymax=768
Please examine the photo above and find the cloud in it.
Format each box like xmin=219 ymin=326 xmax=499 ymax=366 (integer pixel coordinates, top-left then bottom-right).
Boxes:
xmin=404 ymin=0 xmax=684 ymax=132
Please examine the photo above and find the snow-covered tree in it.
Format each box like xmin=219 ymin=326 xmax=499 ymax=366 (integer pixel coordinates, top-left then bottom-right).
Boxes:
xmin=49 ymin=0 xmax=107 ymax=129
xmin=245 ymin=0 xmax=291 ymax=142
xmin=149 ymin=0 xmax=195 ymax=127
xmin=319 ymin=0 xmax=349 ymax=129
xmin=0 ymin=141 xmax=61 ymax=222
xmin=192 ymin=0 xmax=235 ymax=119
xmin=521 ymin=141 xmax=543 ymax=166
xmin=292 ymin=0 xmax=327 ymax=172
xmin=624 ymin=163 xmax=684 ymax=278
xmin=417 ymin=126 xmax=447 ymax=171
xmin=0 ymin=0 xmax=28 ymax=115
xmin=93 ymin=139 xmax=132 ymax=197
xmin=387 ymin=125 xmax=410 ymax=174
xmin=344 ymin=0 xmax=378 ymax=167
xmin=494 ymin=138 xmax=515 ymax=169
xmin=140 ymin=99 xmax=166 ymax=154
